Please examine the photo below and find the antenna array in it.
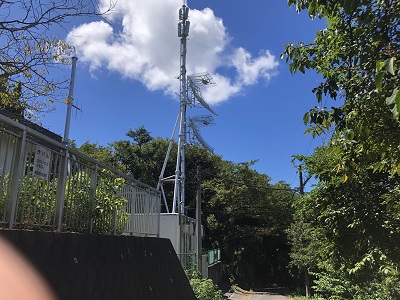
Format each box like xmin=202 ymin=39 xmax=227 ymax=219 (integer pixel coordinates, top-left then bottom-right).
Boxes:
xmin=188 ymin=116 xmax=215 ymax=153
xmin=188 ymin=75 xmax=218 ymax=116
xmin=157 ymin=4 xmax=218 ymax=219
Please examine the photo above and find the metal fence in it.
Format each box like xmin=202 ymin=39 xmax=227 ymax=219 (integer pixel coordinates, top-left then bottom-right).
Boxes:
xmin=0 ymin=114 xmax=161 ymax=236
xmin=178 ymin=253 xmax=197 ymax=271
xmin=206 ymin=249 xmax=221 ymax=266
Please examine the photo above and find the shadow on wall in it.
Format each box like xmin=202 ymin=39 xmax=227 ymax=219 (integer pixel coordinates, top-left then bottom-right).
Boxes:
xmin=0 ymin=230 xmax=196 ymax=300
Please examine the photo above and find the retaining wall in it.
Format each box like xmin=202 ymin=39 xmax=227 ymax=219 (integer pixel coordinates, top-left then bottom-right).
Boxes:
xmin=0 ymin=230 xmax=196 ymax=300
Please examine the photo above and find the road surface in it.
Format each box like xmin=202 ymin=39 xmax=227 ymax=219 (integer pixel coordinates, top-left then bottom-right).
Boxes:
xmin=227 ymin=291 xmax=291 ymax=300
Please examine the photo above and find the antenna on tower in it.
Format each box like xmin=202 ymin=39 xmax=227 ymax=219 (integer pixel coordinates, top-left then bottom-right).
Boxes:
xmin=158 ymin=3 xmax=219 ymax=219
xmin=156 ymin=1 xmax=221 ymax=259
xmin=188 ymin=116 xmax=215 ymax=153
xmin=72 ymin=98 xmax=83 ymax=120
xmin=64 ymin=56 xmax=78 ymax=144
xmin=187 ymin=74 xmax=218 ymax=115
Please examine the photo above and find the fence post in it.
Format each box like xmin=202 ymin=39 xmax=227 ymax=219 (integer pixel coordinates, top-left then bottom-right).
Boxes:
xmin=89 ymin=164 xmax=98 ymax=234
xmin=112 ymin=205 xmax=117 ymax=235
xmin=6 ymin=130 xmax=27 ymax=228
xmin=55 ymin=149 xmax=68 ymax=230
xmin=145 ymin=189 xmax=150 ymax=236
xmin=201 ymin=254 xmax=208 ymax=278
xmin=156 ymin=192 xmax=161 ymax=237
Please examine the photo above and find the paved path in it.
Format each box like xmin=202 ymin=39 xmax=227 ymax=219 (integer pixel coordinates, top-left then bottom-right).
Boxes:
xmin=227 ymin=291 xmax=291 ymax=300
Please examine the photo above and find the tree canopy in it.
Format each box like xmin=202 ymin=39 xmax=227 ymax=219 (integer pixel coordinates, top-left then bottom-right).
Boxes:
xmin=77 ymin=127 xmax=297 ymax=289
xmin=203 ymin=160 xmax=296 ymax=288
xmin=289 ymin=146 xmax=400 ymax=299
xmin=283 ymin=1 xmax=400 ymax=298
xmin=283 ymin=0 xmax=400 ymax=176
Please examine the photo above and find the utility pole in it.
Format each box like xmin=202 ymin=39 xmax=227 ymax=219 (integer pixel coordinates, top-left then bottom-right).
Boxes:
xmin=299 ymin=165 xmax=312 ymax=298
xmin=196 ymin=165 xmax=202 ymax=274
xmin=56 ymin=57 xmax=77 ymax=229
xmin=64 ymin=56 xmax=78 ymax=144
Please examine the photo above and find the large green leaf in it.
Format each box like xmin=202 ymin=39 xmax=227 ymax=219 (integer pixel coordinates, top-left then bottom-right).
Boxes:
xmin=387 ymin=57 xmax=395 ymax=76
xmin=376 ymin=60 xmax=385 ymax=72
xmin=375 ymin=71 xmax=385 ymax=90
xmin=386 ymin=88 xmax=400 ymax=118
xmin=303 ymin=111 xmax=310 ymax=125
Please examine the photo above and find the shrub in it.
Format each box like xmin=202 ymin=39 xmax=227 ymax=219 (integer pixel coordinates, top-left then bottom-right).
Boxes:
xmin=187 ymin=271 xmax=224 ymax=300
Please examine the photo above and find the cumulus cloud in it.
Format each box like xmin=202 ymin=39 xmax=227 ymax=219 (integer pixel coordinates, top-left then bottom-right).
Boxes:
xmin=67 ymin=0 xmax=278 ymax=105
xmin=231 ymin=48 xmax=279 ymax=85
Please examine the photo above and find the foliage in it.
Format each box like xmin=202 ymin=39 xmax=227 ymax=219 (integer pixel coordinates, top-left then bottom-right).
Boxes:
xmin=77 ymin=141 xmax=119 ymax=170
xmin=111 ymin=127 xmax=161 ymax=183
xmin=187 ymin=271 xmax=224 ymax=300
xmin=85 ymin=127 xmax=223 ymax=215
xmin=1 ymin=169 xmax=127 ymax=233
xmin=17 ymin=175 xmax=58 ymax=226
xmin=0 ymin=0 xmax=113 ymax=117
xmin=63 ymin=172 xmax=91 ymax=229
xmin=282 ymin=0 xmax=400 ymax=176
xmin=92 ymin=171 xmax=128 ymax=234
xmin=313 ymin=255 xmax=400 ymax=300
xmin=203 ymin=160 xmax=296 ymax=288
xmin=62 ymin=169 xmax=128 ymax=234
xmin=0 ymin=78 xmax=24 ymax=116
xmin=0 ymin=174 xmax=9 ymax=219
xmin=288 ymin=147 xmax=400 ymax=299
xmin=283 ymin=2 xmax=400 ymax=298
xmin=286 ymin=202 xmax=324 ymax=273
xmin=78 ymin=127 xmax=297 ymax=288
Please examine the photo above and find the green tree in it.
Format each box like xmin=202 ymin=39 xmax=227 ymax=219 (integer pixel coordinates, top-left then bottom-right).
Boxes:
xmin=282 ymin=0 xmax=400 ymax=176
xmin=203 ymin=160 xmax=296 ymax=288
xmin=75 ymin=127 xmax=297 ymax=288
xmin=0 ymin=78 xmax=24 ymax=116
xmin=110 ymin=127 xmax=223 ymax=214
xmin=282 ymin=2 xmax=400 ymax=297
xmin=77 ymin=129 xmax=178 ymax=212
xmin=111 ymin=126 xmax=156 ymax=181
xmin=288 ymin=146 xmax=400 ymax=299
xmin=78 ymin=141 xmax=119 ymax=170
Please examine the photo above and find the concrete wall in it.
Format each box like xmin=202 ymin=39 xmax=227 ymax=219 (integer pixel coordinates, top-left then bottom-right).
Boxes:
xmin=0 ymin=230 xmax=196 ymax=300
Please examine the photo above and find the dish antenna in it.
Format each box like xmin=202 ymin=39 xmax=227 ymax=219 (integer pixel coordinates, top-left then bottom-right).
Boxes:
xmin=188 ymin=116 xmax=215 ymax=153
xmin=187 ymin=74 xmax=218 ymax=116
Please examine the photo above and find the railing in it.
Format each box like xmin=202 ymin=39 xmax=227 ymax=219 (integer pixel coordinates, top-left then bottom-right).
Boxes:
xmin=177 ymin=253 xmax=197 ymax=271
xmin=206 ymin=249 xmax=221 ymax=266
xmin=0 ymin=113 xmax=161 ymax=236
xmin=178 ymin=249 xmax=221 ymax=271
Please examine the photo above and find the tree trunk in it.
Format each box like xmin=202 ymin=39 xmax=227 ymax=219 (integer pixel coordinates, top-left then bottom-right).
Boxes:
xmin=305 ymin=268 xmax=310 ymax=297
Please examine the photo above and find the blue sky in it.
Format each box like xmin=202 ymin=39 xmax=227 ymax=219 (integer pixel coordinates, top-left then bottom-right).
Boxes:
xmin=41 ymin=0 xmax=327 ymax=189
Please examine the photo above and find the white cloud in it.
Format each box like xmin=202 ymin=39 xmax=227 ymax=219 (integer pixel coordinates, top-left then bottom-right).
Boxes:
xmin=231 ymin=48 xmax=279 ymax=85
xmin=67 ymin=0 xmax=278 ymax=104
